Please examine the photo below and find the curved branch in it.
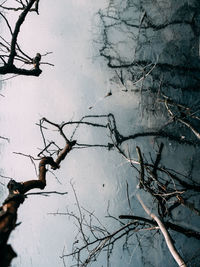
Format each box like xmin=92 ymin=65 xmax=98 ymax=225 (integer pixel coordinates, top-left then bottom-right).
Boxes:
xmin=137 ymin=194 xmax=186 ymax=267
xmin=0 ymin=139 xmax=76 ymax=265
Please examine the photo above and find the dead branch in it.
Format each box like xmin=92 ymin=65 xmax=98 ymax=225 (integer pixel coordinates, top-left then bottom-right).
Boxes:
xmin=136 ymin=146 xmax=144 ymax=188
xmin=25 ymin=191 xmax=68 ymax=197
xmin=0 ymin=0 xmax=40 ymax=13
xmin=0 ymin=0 xmax=51 ymax=76
xmin=177 ymin=118 xmax=200 ymax=140
xmin=0 ymin=136 xmax=76 ymax=266
xmin=137 ymin=194 xmax=187 ymax=267
xmin=119 ymin=215 xmax=200 ymax=240
xmin=52 ymin=141 xmax=76 ymax=169
xmin=0 ymin=135 xmax=9 ymax=142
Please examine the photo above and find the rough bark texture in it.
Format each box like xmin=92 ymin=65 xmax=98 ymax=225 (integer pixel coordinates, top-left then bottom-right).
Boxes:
xmin=0 ymin=141 xmax=76 ymax=267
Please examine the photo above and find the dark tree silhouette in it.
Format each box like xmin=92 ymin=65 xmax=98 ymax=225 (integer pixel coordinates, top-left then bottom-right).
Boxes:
xmin=96 ymin=0 xmax=200 ymax=118
xmin=0 ymin=139 xmax=76 ymax=267
xmin=0 ymin=0 xmax=52 ymax=77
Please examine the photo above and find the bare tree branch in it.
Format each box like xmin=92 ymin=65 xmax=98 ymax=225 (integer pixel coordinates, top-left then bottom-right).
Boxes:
xmin=0 ymin=0 xmax=52 ymax=76
xmin=137 ymin=194 xmax=186 ymax=267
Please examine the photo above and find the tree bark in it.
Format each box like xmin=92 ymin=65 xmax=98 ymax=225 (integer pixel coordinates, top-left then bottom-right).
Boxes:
xmin=0 ymin=140 xmax=76 ymax=266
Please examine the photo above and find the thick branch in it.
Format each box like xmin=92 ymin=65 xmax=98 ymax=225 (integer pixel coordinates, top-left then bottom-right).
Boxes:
xmin=7 ymin=0 xmax=37 ymax=66
xmin=53 ymin=141 xmax=76 ymax=169
xmin=0 ymin=64 xmax=42 ymax=76
xmin=0 ymin=140 xmax=76 ymax=264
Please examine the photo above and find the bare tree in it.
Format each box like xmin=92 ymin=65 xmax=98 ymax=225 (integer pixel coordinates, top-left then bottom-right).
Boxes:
xmin=41 ymin=113 xmax=200 ymax=266
xmin=51 ymin=178 xmax=199 ymax=266
xmin=96 ymin=0 xmax=200 ymax=116
xmin=0 ymin=0 xmax=52 ymax=77
xmin=0 ymin=1 xmax=200 ymax=266
xmin=0 ymin=137 xmax=76 ymax=267
xmin=0 ymin=109 xmax=199 ymax=266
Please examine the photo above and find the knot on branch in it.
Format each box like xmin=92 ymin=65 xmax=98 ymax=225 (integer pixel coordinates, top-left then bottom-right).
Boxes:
xmin=32 ymin=53 xmax=41 ymax=69
xmin=3 ymin=180 xmax=25 ymax=205
xmin=108 ymin=143 xmax=114 ymax=150
xmin=69 ymin=140 xmax=77 ymax=147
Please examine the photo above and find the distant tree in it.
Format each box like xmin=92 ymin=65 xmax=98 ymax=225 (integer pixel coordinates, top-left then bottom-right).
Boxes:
xmin=97 ymin=0 xmax=200 ymax=114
